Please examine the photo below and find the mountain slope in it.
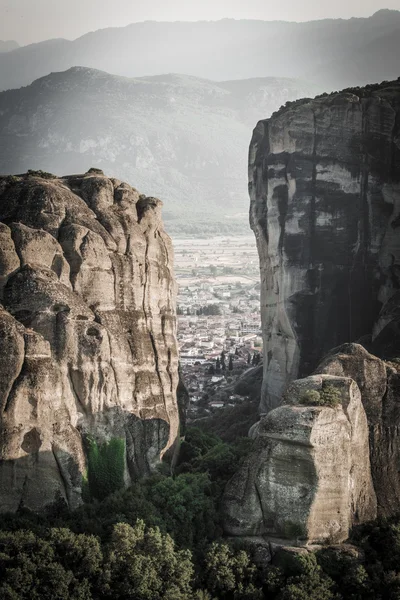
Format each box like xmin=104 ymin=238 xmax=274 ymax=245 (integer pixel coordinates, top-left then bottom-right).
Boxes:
xmin=0 ymin=67 xmax=318 ymax=232
xmin=0 ymin=12 xmax=399 ymax=92
xmin=0 ymin=40 xmax=19 ymax=53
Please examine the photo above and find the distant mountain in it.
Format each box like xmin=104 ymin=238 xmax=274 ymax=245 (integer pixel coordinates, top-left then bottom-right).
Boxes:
xmin=0 ymin=11 xmax=399 ymax=93
xmin=0 ymin=40 xmax=19 ymax=53
xmin=0 ymin=67 xmax=318 ymax=233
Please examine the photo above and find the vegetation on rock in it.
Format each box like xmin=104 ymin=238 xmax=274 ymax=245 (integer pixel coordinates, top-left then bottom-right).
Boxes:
xmin=86 ymin=437 xmax=126 ymax=501
xmin=26 ymin=169 xmax=55 ymax=179
xmin=300 ymin=385 xmax=341 ymax=408
xmin=0 ymin=421 xmax=400 ymax=598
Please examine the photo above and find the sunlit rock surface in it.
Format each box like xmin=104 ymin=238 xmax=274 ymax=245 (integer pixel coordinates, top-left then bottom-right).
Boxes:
xmin=0 ymin=171 xmax=179 ymax=511
xmin=249 ymin=80 xmax=400 ymax=413
xmin=222 ymin=374 xmax=376 ymax=544
xmin=316 ymin=343 xmax=400 ymax=516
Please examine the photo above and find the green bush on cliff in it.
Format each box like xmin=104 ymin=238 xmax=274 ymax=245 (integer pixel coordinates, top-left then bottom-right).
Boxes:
xmin=26 ymin=169 xmax=55 ymax=179
xmin=300 ymin=389 xmax=322 ymax=405
xmin=320 ymin=385 xmax=341 ymax=408
xmin=300 ymin=385 xmax=341 ymax=408
xmin=86 ymin=437 xmax=125 ymax=501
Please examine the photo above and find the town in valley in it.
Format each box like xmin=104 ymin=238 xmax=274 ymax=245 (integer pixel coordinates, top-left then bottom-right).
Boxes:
xmin=173 ymin=235 xmax=263 ymax=418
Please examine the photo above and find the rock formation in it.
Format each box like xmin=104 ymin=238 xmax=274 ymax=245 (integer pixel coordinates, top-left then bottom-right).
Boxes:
xmin=0 ymin=171 xmax=179 ymax=512
xmin=223 ymin=80 xmax=400 ymax=547
xmin=316 ymin=343 xmax=400 ymax=516
xmin=223 ymin=374 xmax=376 ymax=544
xmin=249 ymin=79 xmax=400 ymax=413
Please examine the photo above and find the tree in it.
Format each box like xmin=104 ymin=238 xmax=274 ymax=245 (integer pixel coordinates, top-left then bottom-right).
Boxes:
xmin=216 ymin=358 xmax=221 ymax=373
xmin=0 ymin=528 xmax=102 ymax=600
xmin=228 ymin=355 xmax=234 ymax=371
xmin=278 ymin=553 xmax=337 ymax=600
xmin=202 ymin=542 xmax=263 ymax=599
xmin=208 ymin=364 xmax=215 ymax=375
xmin=144 ymin=473 xmax=219 ymax=550
xmin=103 ymin=521 xmax=193 ymax=600
xmin=220 ymin=352 xmax=226 ymax=371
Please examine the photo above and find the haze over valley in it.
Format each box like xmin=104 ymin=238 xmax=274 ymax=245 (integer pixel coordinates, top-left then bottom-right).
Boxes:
xmin=1 ymin=11 xmax=400 ymax=92
xmin=0 ymin=67 xmax=318 ymax=233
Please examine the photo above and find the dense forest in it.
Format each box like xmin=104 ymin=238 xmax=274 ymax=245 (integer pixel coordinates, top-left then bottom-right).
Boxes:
xmin=1 ymin=402 xmax=400 ymax=599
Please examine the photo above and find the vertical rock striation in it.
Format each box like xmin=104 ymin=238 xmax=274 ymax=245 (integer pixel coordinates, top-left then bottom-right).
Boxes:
xmin=249 ymin=80 xmax=400 ymax=413
xmin=0 ymin=171 xmax=179 ymax=512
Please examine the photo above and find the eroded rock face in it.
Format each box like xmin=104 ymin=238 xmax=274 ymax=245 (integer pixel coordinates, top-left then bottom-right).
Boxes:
xmin=0 ymin=172 xmax=179 ymax=512
xmin=316 ymin=343 xmax=400 ymax=516
xmin=222 ymin=374 xmax=376 ymax=544
xmin=249 ymin=80 xmax=400 ymax=413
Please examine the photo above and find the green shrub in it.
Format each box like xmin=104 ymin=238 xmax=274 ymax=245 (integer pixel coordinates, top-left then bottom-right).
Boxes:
xmin=300 ymin=389 xmax=322 ymax=405
xmin=300 ymin=385 xmax=341 ymax=408
xmin=320 ymin=385 xmax=341 ymax=408
xmin=4 ymin=175 xmax=19 ymax=184
xmin=86 ymin=437 xmax=125 ymax=501
xmin=26 ymin=169 xmax=55 ymax=179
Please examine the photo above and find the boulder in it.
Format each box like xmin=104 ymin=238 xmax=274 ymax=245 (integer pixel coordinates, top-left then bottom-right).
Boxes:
xmin=222 ymin=374 xmax=376 ymax=544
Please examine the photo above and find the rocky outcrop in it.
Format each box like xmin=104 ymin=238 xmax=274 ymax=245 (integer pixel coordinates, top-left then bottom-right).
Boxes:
xmin=233 ymin=364 xmax=263 ymax=400
xmin=316 ymin=343 xmax=400 ymax=516
xmin=0 ymin=171 xmax=179 ymax=512
xmin=223 ymin=374 xmax=376 ymax=544
xmin=249 ymin=79 xmax=400 ymax=413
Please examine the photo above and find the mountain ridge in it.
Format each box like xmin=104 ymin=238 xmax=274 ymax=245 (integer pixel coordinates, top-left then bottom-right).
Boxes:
xmin=1 ymin=12 xmax=399 ymax=92
xmin=0 ymin=67 xmax=319 ymax=232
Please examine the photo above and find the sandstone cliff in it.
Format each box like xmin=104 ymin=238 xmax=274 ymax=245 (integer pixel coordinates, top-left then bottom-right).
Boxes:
xmin=223 ymin=80 xmax=400 ymax=547
xmin=0 ymin=171 xmax=179 ymax=511
xmin=249 ymin=79 xmax=400 ymax=413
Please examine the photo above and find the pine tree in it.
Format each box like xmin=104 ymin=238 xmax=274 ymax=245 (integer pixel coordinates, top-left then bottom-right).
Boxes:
xmin=220 ymin=352 xmax=226 ymax=371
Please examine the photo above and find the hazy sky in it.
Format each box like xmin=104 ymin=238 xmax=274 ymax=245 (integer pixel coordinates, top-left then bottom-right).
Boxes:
xmin=0 ymin=0 xmax=398 ymax=45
